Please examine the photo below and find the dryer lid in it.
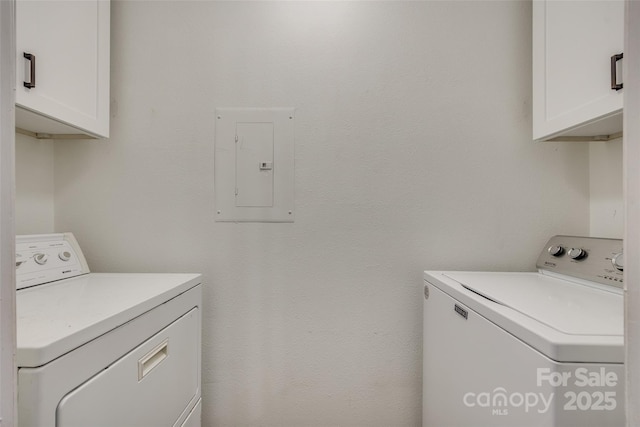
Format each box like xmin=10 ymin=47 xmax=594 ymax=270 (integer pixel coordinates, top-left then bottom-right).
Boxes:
xmin=17 ymin=273 xmax=201 ymax=367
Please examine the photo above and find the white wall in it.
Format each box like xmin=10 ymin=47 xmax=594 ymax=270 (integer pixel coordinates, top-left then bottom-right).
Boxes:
xmin=590 ymin=139 xmax=624 ymax=238
xmin=47 ymin=1 xmax=593 ymax=426
xmin=19 ymin=136 xmax=624 ymax=242
xmin=15 ymin=132 xmax=54 ymax=235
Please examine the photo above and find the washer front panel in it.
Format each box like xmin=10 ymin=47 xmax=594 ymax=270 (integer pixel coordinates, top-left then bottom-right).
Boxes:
xmin=423 ymin=282 xmax=624 ymax=427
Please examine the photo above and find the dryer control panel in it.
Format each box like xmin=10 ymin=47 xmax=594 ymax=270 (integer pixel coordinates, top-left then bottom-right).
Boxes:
xmin=16 ymin=233 xmax=89 ymax=290
xmin=537 ymin=235 xmax=623 ymax=288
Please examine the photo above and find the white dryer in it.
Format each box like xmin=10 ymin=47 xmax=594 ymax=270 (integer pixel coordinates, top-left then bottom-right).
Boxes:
xmin=423 ymin=235 xmax=624 ymax=427
xmin=16 ymin=233 xmax=202 ymax=427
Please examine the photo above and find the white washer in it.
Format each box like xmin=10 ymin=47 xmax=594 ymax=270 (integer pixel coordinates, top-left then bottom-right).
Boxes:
xmin=423 ymin=235 xmax=624 ymax=427
xmin=16 ymin=233 xmax=202 ymax=427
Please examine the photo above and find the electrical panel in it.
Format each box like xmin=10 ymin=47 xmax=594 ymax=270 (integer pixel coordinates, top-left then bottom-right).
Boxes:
xmin=214 ymin=108 xmax=294 ymax=222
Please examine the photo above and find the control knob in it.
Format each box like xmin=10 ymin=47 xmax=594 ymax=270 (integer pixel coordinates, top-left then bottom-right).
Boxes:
xmin=568 ymin=248 xmax=587 ymax=260
xmin=548 ymin=245 xmax=565 ymax=257
xmin=34 ymin=253 xmax=48 ymax=265
xmin=59 ymin=251 xmax=71 ymax=261
xmin=612 ymin=252 xmax=624 ymax=272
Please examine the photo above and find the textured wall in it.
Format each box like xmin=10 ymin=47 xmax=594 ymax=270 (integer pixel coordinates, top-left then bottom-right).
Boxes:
xmin=52 ymin=2 xmax=591 ymax=426
xmin=589 ymin=139 xmax=623 ymax=238
xmin=15 ymin=133 xmax=54 ymax=235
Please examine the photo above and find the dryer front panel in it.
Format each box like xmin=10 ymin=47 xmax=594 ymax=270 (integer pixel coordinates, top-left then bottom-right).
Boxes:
xmin=56 ymin=307 xmax=200 ymax=427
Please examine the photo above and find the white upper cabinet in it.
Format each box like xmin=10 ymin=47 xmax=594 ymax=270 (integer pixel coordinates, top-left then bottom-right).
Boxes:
xmin=15 ymin=0 xmax=110 ymax=139
xmin=533 ymin=0 xmax=624 ymax=142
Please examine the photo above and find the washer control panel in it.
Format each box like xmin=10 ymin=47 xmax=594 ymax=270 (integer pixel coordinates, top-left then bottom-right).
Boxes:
xmin=537 ymin=235 xmax=623 ymax=288
xmin=16 ymin=233 xmax=89 ymax=290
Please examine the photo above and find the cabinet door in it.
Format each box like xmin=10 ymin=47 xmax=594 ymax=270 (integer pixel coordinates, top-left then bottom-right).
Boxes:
xmin=15 ymin=0 xmax=110 ymax=138
xmin=533 ymin=0 xmax=623 ymax=141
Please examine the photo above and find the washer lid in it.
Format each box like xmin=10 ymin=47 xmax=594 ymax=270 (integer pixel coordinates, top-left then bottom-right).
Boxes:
xmin=424 ymin=271 xmax=623 ymax=363
xmin=17 ymin=273 xmax=201 ymax=368
xmin=448 ymin=271 xmax=622 ymax=336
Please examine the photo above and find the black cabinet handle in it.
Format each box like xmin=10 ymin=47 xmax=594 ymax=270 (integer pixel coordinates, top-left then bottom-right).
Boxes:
xmin=23 ymin=52 xmax=35 ymax=89
xmin=611 ymin=53 xmax=623 ymax=91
